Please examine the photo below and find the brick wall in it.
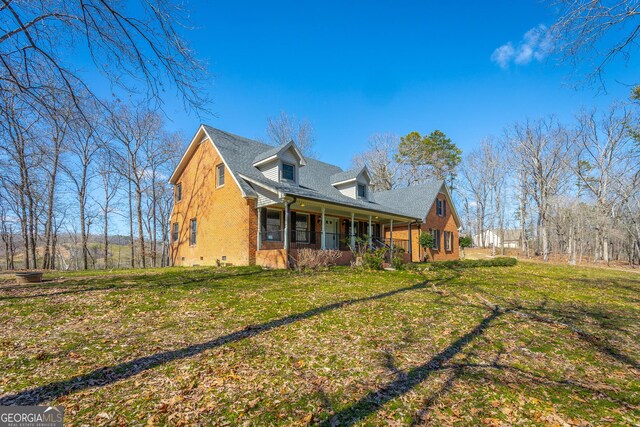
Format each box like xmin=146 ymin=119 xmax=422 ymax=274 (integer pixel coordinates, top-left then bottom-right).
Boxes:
xmin=170 ymin=140 xmax=253 ymax=266
xmin=385 ymin=193 xmax=459 ymax=262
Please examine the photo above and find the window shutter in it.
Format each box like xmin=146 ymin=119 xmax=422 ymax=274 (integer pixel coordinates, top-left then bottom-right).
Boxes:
xmin=443 ymin=199 xmax=447 ymax=216
xmin=260 ymin=208 xmax=267 ymax=233
xmin=291 ymin=212 xmax=297 ymax=242
xmin=310 ymin=214 xmax=316 ymax=244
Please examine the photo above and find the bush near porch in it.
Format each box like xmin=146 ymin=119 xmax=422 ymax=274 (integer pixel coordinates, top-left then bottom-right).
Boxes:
xmin=0 ymin=262 xmax=638 ymax=425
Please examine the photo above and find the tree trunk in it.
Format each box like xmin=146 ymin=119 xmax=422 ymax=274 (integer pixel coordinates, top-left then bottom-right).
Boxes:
xmin=42 ymin=140 xmax=61 ymax=270
xmin=79 ymin=190 xmax=88 ymax=270
xmin=103 ymin=198 xmax=109 ymax=270
xmin=128 ymin=175 xmax=135 ymax=268
xmin=135 ymin=183 xmax=146 ymax=268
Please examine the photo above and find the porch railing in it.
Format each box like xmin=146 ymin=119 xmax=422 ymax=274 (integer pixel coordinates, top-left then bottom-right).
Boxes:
xmin=259 ymin=230 xmax=409 ymax=253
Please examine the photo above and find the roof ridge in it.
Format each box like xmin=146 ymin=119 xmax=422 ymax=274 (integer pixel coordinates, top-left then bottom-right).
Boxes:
xmin=372 ymin=181 xmax=443 ymax=195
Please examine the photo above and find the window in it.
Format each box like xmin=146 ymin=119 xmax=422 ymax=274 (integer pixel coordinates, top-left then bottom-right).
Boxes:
xmin=357 ymin=184 xmax=367 ymax=199
xmin=190 ymin=219 xmax=197 ymax=246
xmin=436 ymin=198 xmax=447 ymax=216
xmin=431 ymin=229 xmax=440 ymax=250
xmin=282 ymin=162 xmax=295 ymax=181
xmin=216 ymin=164 xmax=225 ymax=187
xmin=295 ymin=213 xmax=309 ymax=243
xmin=265 ymin=209 xmax=282 ymax=241
xmin=172 ymin=223 xmax=179 ymax=242
xmin=444 ymin=231 xmax=453 ymax=251
xmin=175 ymin=183 xmax=182 ymax=202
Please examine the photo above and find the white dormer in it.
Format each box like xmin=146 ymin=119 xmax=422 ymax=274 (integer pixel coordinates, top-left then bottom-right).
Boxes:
xmin=331 ymin=166 xmax=371 ymax=200
xmin=253 ymin=141 xmax=306 ymax=185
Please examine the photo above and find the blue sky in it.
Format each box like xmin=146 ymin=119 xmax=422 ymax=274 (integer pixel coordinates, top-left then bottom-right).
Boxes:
xmin=154 ymin=0 xmax=638 ymax=169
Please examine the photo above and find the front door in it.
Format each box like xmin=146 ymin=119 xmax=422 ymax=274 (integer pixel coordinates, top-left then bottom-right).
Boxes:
xmin=325 ymin=217 xmax=339 ymax=250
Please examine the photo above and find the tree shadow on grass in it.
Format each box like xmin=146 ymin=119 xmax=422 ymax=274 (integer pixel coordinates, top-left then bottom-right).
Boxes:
xmin=319 ymin=308 xmax=504 ymax=427
xmin=452 ymin=282 xmax=640 ymax=371
xmin=0 ymin=276 xmax=443 ymax=406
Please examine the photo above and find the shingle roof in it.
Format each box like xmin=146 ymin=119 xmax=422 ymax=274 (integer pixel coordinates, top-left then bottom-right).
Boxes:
xmin=371 ymin=181 xmax=444 ymax=220
xmin=202 ymin=126 xmax=437 ymax=220
xmin=330 ymin=167 xmax=364 ymax=184
xmin=252 ymin=142 xmax=288 ymax=164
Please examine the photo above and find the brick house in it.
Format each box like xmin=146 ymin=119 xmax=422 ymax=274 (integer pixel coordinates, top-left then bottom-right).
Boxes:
xmin=169 ymin=126 xmax=461 ymax=268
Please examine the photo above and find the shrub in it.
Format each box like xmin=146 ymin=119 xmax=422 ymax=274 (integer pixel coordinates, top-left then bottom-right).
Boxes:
xmin=459 ymin=235 xmax=473 ymax=248
xmin=391 ymin=251 xmax=405 ymax=270
xmin=418 ymin=232 xmax=434 ymax=251
xmin=430 ymin=257 xmax=517 ymax=270
xmin=362 ymin=248 xmax=386 ymax=270
xmin=294 ymin=249 xmax=342 ymax=271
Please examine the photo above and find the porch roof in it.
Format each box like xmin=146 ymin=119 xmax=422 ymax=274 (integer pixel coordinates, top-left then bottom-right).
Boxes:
xmin=239 ymin=173 xmax=420 ymax=221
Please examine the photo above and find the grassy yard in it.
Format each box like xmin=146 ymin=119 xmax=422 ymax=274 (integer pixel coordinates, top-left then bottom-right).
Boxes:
xmin=0 ymin=262 xmax=638 ymax=426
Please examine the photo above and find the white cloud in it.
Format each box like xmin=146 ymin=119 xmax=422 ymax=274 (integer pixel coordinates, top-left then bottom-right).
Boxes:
xmin=490 ymin=43 xmax=515 ymax=69
xmin=491 ymin=24 xmax=553 ymax=68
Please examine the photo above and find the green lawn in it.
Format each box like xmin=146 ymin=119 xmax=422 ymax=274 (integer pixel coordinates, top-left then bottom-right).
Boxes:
xmin=0 ymin=262 xmax=638 ymax=426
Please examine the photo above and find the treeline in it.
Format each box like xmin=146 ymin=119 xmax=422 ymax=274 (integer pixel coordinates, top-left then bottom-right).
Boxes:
xmin=459 ymin=102 xmax=640 ymax=265
xmin=0 ymin=90 xmax=183 ymax=270
xmin=352 ymin=101 xmax=640 ymax=266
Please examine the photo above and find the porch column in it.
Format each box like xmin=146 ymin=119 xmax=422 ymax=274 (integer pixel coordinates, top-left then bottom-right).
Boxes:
xmin=408 ymin=222 xmax=413 ymax=259
xmin=390 ymin=219 xmax=394 ymax=258
xmin=368 ymin=215 xmax=372 ymax=247
xmin=257 ymin=207 xmax=262 ymax=250
xmin=284 ymin=201 xmax=290 ymax=252
xmin=321 ymin=207 xmax=326 ymax=250
xmin=350 ymin=213 xmax=355 ymax=249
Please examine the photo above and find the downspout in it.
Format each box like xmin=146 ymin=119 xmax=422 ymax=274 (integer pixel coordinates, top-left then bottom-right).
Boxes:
xmin=284 ymin=196 xmax=297 ymax=269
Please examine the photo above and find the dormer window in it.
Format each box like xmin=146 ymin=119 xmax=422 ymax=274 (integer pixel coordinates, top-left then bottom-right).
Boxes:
xmin=282 ymin=162 xmax=295 ymax=181
xmin=357 ymin=184 xmax=367 ymax=199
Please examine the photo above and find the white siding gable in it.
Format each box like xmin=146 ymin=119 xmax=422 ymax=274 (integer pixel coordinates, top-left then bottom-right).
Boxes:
xmin=255 ymin=186 xmax=280 ymax=207
xmin=258 ymin=159 xmax=279 ymax=182
xmin=335 ymin=183 xmax=356 ymax=198
xmin=256 ymin=146 xmax=302 ymax=185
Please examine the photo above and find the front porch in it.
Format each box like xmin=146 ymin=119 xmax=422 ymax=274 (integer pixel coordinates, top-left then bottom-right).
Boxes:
xmin=255 ymin=198 xmax=415 ymax=268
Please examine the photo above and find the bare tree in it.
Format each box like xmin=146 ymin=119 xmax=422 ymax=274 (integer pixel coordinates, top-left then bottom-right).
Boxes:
xmin=550 ymin=0 xmax=640 ymax=87
xmin=107 ymin=103 xmax=166 ymax=268
xmin=95 ymin=149 xmax=121 ymax=269
xmin=351 ymin=133 xmax=401 ymax=191
xmin=61 ymin=111 xmax=102 ymax=270
xmin=266 ymin=111 xmax=317 ymax=157
xmin=460 ymin=141 xmax=492 ymax=248
xmin=41 ymin=98 xmax=72 ymax=269
xmin=0 ymin=91 xmax=42 ymax=268
xmin=0 ymin=0 xmax=209 ymax=115
xmin=571 ymin=104 xmax=639 ymax=263
xmin=506 ymin=117 xmax=573 ymax=261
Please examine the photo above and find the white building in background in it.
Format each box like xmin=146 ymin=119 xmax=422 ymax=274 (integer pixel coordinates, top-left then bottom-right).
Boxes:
xmin=473 ymin=229 xmax=520 ymax=249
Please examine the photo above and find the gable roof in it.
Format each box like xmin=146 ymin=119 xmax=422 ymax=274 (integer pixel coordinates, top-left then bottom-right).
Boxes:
xmin=372 ymin=181 xmax=443 ymax=219
xmin=253 ymin=140 xmax=307 ymax=167
xmin=372 ymin=181 xmax=461 ymax=227
xmin=169 ymin=125 xmax=458 ymax=222
xmin=330 ymin=166 xmax=370 ymax=186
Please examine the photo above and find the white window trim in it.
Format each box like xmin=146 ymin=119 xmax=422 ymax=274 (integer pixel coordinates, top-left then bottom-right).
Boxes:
xmin=444 ymin=231 xmax=452 ymax=251
xmin=216 ymin=164 xmax=225 ymax=188
xmin=357 ymin=183 xmax=367 ymax=199
xmin=172 ymin=223 xmax=179 ymax=242
xmin=431 ymin=229 xmax=440 ymax=251
xmin=281 ymin=162 xmax=296 ymax=183
xmin=265 ymin=208 xmax=283 ymax=242
xmin=175 ymin=183 xmax=183 ymax=202
xmin=190 ymin=219 xmax=197 ymax=246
